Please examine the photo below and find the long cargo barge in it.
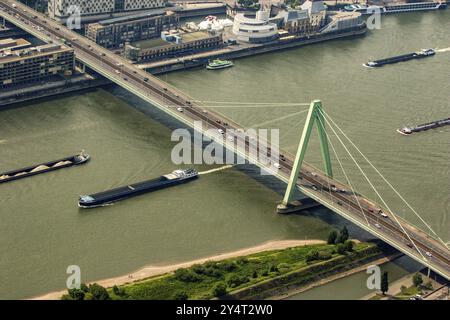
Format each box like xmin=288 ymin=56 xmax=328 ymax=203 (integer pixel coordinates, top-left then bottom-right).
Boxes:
xmin=0 ymin=151 xmax=90 ymax=184
xmin=78 ymin=168 xmax=198 ymax=208
xmin=397 ymin=117 xmax=450 ymax=135
xmin=364 ymin=48 xmax=435 ymax=67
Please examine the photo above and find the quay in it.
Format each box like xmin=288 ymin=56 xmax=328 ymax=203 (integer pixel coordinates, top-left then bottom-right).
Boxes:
xmin=136 ymin=27 xmax=367 ymax=74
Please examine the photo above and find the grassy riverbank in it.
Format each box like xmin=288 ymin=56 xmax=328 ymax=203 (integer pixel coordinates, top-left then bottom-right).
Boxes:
xmin=62 ymin=241 xmax=384 ymax=300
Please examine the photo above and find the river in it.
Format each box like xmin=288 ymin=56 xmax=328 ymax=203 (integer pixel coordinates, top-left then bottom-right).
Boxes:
xmin=0 ymin=10 xmax=449 ymax=299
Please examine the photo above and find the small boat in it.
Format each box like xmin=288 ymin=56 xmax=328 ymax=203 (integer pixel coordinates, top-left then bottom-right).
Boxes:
xmin=78 ymin=168 xmax=198 ymax=208
xmin=0 ymin=151 xmax=90 ymax=184
xmin=206 ymin=59 xmax=234 ymax=70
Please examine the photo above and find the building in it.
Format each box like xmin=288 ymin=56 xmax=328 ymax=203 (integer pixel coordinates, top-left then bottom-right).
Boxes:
xmin=300 ymin=0 xmax=327 ymax=29
xmin=85 ymin=12 xmax=179 ymax=49
xmin=275 ymin=9 xmax=311 ymax=35
xmin=124 ymin=30 xmax=223 ymax=61
xmin=268 ymin=0 xmax=328 ymax=36
xmin=48 ymin=0 xmax=168 ymax=21
xmin=320 ymin=11 xmax=364 ymax=34
xmin=231 ymin=10 xmax=278 ymax=43
xmin=0 ymin=43 xmax=74 ymax=87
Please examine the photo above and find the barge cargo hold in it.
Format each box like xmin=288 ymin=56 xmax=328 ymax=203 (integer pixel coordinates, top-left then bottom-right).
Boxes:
xmin=397 ymin=118 xmax=450 ymax=135
xmin=0 ymin=151 xmax=90 ymax=184
xmin=364 ymin=48 xmax=435 ymax=68
xmin=78 ymin=168 xmax=198 ymax=208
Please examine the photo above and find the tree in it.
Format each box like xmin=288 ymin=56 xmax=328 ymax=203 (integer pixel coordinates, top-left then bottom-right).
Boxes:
xmin=327 ymin=230 xmax=338 ymax=244
xmin=381 ymin=271 xmax=389 ymax=295
xmin=89 ymin=283 xmax=110 ymax=300
xmin=212 ymin=282 xmax=227 ymax=297
xmin=336 ymin=243 xmax=346 ymax=255
xmin=341 ymin=226 xmax=349 ymax=242
xmin=413 ymin=273 xmax=423 ymax=287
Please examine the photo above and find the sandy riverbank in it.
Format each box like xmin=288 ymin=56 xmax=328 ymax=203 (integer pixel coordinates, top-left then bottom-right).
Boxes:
xmin=31 ymin=239 xmax=325 ymax=300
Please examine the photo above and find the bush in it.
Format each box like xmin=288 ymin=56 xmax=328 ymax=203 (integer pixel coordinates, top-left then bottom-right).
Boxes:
xmin=67 ymin=288 xmax=85 ymax=300
xmin=227 ymin=274 xmax=249 ymax=288
xmin=174 ymin=268 xmax=202 ymax=282
xmin=89 ymin=283 xmax=110 ymax=300
xmin=306 ymin=250 xmax=319 ymax=262
xmin=317 ymin=251 xmax=332 ymax=260
xmin=336 ymin=243 xmax=346 ymax=255
xmin=212 ymin=282 xmax=227 ymax=297
xmin=277 ymin=263 xmax=291 ymax=273
xmin=269 ymin=264 xmax=278 ymax=273
xmin=344 ymin=240 xmax=354 ymax=252
xmin=413 ymin=273 xmax=423 ymax=287
xmin=218 ymin=261 xmax=237 ymax=272
xmin=174 ymin=291 xmax=188 ymax=300
xmin=112 ymin=285 xmax=126 ymax=297
xmin=80 ymin=283 xmax=89 ymax=293
xmin=84 ymin=293 xmax=94 ymax=300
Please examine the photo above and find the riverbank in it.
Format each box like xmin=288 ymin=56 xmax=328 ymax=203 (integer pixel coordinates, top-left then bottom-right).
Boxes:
xmin=31 ymin=240 xmax=325 ymax=300
xmin=59 ymin=240 xmax=387 ymax=300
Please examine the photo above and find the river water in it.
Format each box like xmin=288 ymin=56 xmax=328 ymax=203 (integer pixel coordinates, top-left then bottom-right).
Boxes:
xmin=0 ymin=11 xmax=449 ymax=299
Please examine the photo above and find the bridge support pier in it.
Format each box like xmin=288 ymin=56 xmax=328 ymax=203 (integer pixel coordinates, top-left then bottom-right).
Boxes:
xmin=277 ymin=100 xmax=333 ymax=214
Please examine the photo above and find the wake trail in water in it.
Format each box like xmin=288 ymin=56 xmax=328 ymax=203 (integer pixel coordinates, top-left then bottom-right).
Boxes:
xmin=199 ymin=165 xmax=234 ymax=175
xmin=436 ymin=47 xmax=450 ymax=53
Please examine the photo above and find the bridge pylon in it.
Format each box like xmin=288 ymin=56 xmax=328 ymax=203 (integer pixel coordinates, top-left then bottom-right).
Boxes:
xmin=277 ymin=100 xmax=333 ymax=212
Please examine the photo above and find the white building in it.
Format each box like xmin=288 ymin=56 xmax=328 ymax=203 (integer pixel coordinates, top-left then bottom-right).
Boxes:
xmin=231 ymin=10 xmax=278 ymax=43
xmin=48 ymin=0 xmax=168 ymax=21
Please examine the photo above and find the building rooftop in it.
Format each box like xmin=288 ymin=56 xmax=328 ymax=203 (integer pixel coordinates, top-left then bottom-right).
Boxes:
xmin=0 ymin=38 xmax=31 ymax=50
xmin=132 ymin=31 xmax=214 ymax=50
xmin=301 ymin=0 xmax=327 ymax=14
xmin=0 ymin=44 xmax=72 ymax=64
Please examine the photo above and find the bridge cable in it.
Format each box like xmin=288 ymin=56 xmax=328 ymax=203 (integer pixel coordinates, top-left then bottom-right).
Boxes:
xmin=316 ymin=116 xmax=371 ymax=227
xmin=251 ymin=110 xmax=309 ymax=128
xmin=193 ymin=100 xmax=311 ymax=107
xmin=321 ymin=110 xmax=449 ymax=250
xmin=319 ymin=110 xmax=427 ymax=261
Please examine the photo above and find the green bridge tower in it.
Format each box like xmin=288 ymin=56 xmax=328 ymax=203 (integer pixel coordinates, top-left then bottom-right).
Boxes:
xmin=277 ymin=100 xmax=333 ymax=212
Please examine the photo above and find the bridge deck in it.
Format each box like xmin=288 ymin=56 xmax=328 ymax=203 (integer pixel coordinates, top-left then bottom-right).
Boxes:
xmin=1 ymin=0 xmax=449 ymax=280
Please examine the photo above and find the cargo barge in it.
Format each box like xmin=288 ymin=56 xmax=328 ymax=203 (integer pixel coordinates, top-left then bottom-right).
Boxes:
xmin=78 ymin=168 xmax=198 ymax=208
xmin=364 ymin=48 xmax=435 ymax=67
xmin=0 ymin=151 xmax=90 ymax=184
xmin=397 ymin=117 xmax=450 ymax=135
